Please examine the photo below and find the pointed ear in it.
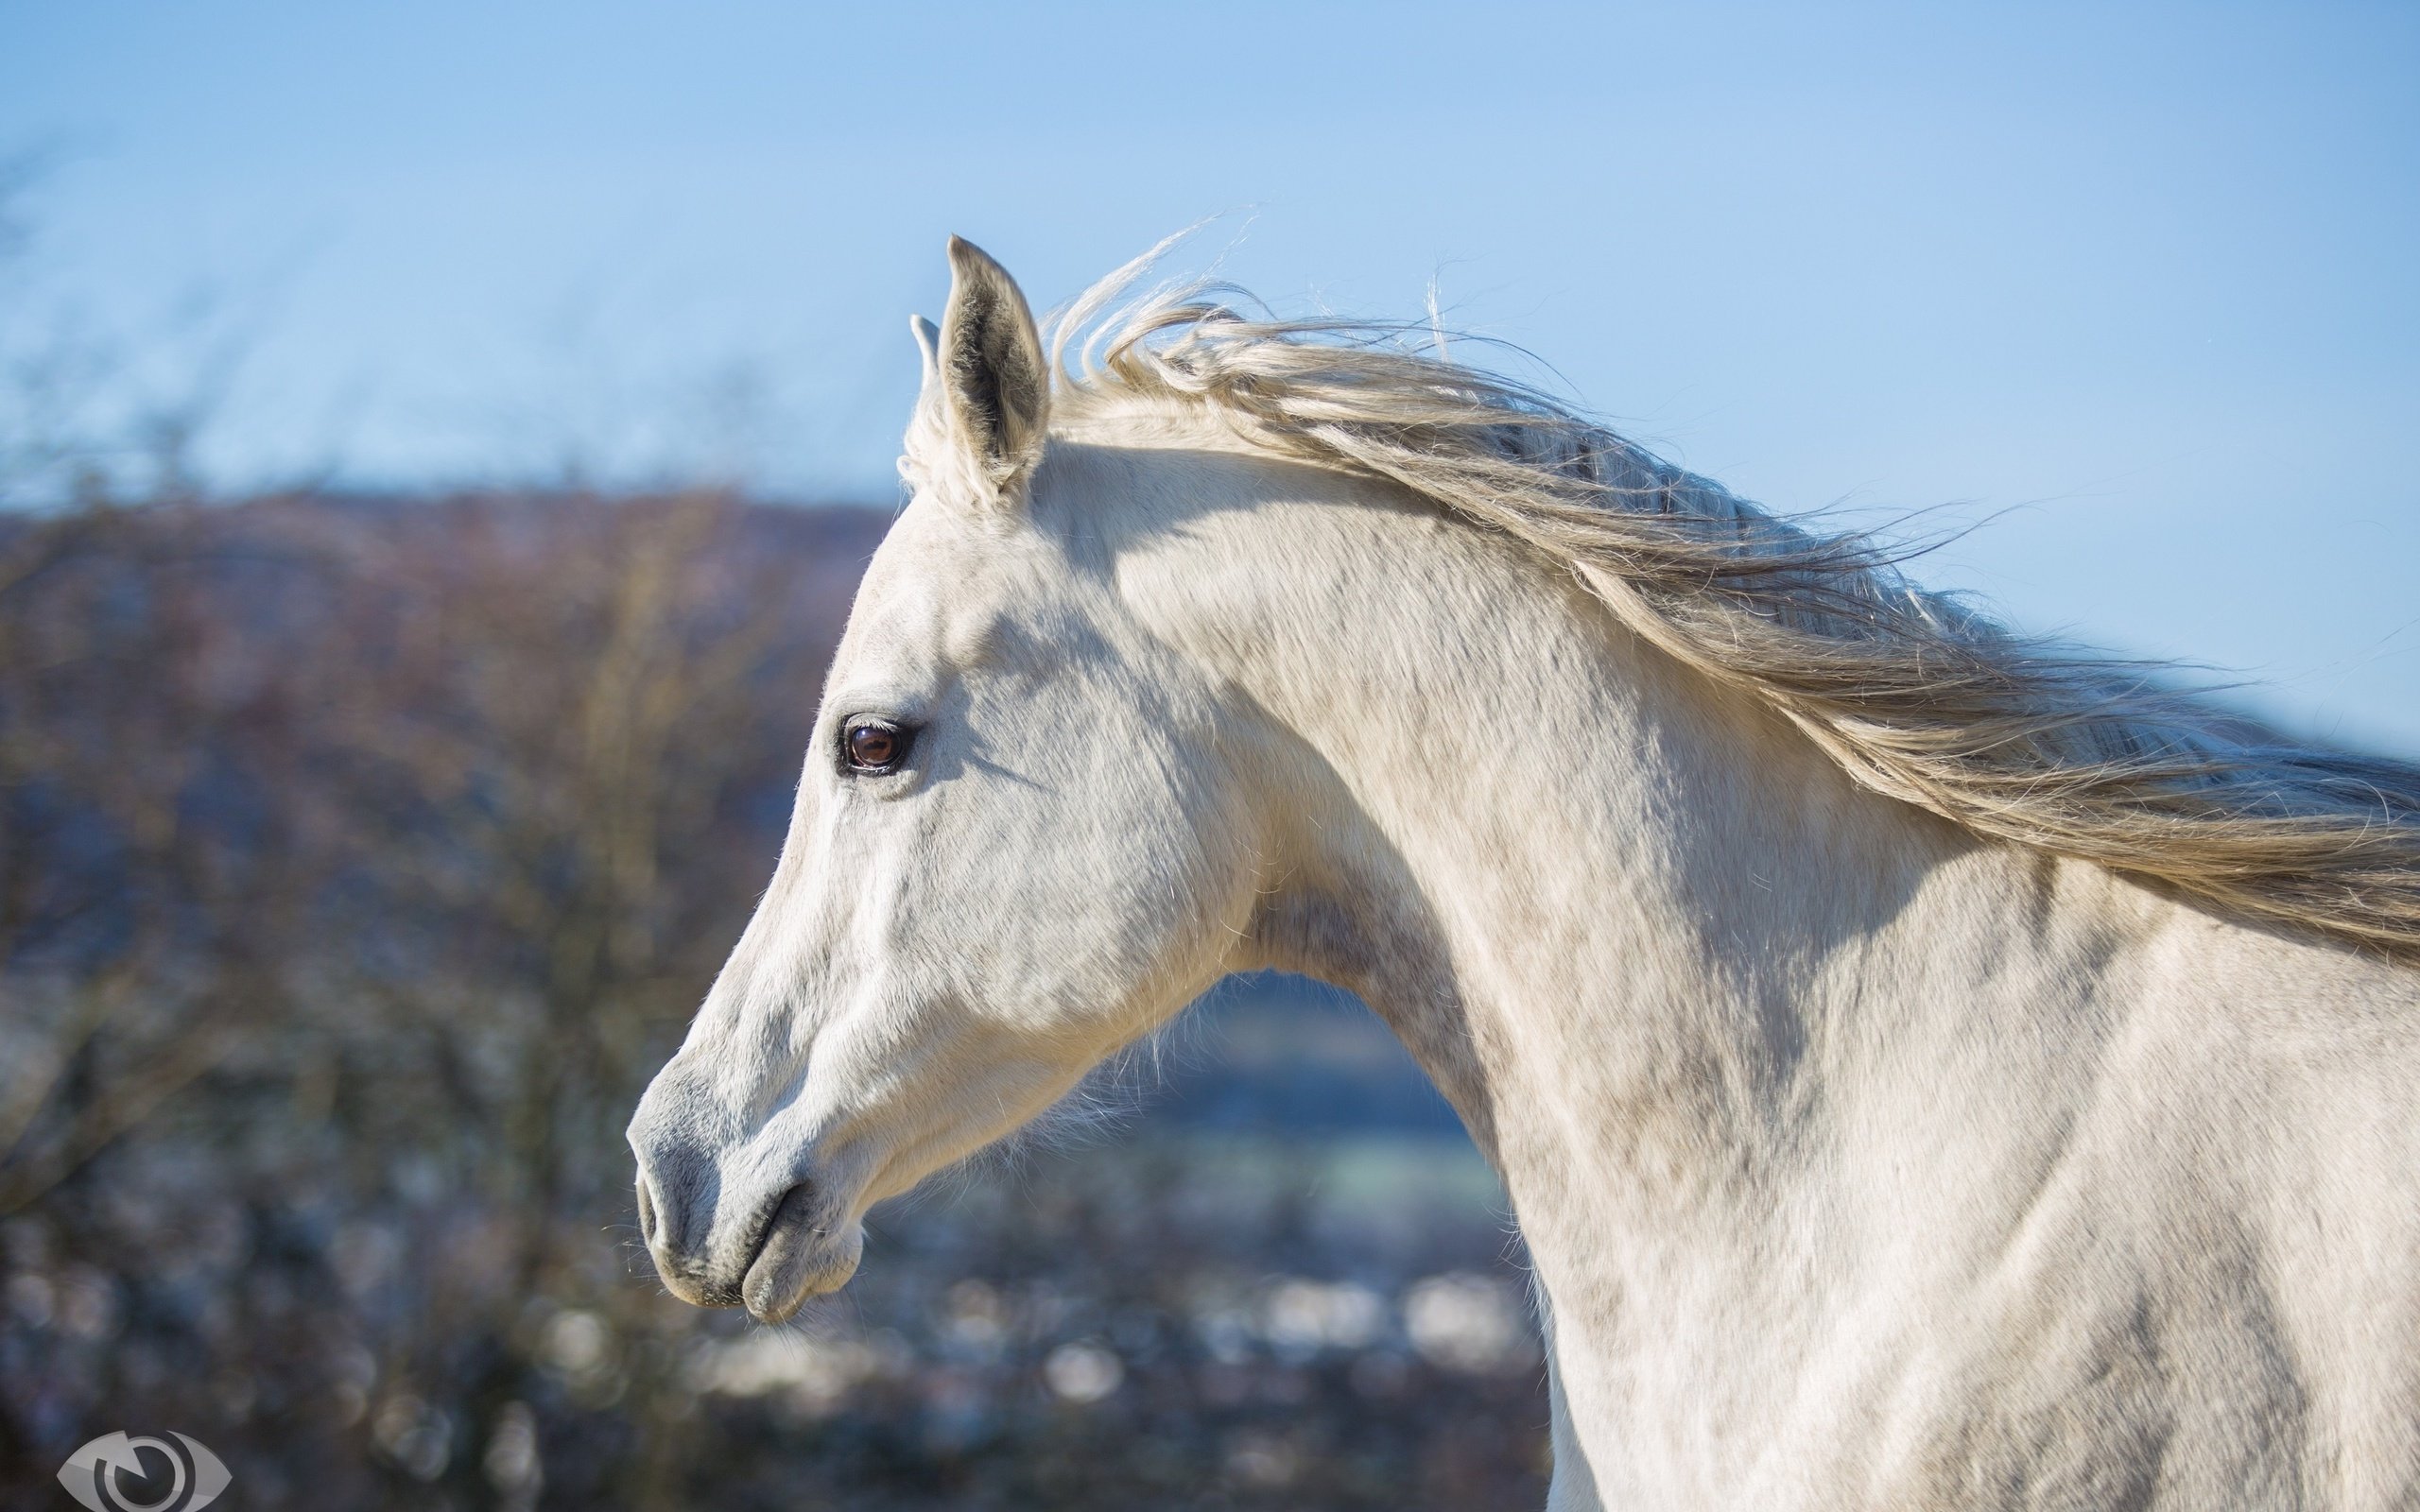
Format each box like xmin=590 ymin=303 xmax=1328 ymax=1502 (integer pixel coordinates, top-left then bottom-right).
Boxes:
xmin=908 ymin=313 xmax=942 ymax=392
xmin=906 ymin=312 xmax=944 ymax=439
xmin=929 ymin=235 xmax=1049 ymax=507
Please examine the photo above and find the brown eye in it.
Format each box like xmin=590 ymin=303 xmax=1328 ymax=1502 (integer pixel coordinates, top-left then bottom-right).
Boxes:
xmin=843 ymin=718 xmax=907 ymax=772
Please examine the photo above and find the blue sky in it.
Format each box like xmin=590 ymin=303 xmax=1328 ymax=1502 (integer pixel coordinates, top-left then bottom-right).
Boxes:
xmin=5 ymin=1 xmax=2416 ymax=750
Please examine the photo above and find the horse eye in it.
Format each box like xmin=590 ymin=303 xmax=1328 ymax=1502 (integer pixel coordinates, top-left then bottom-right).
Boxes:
xmin=842 ymin=718 xmax=908 ymax=773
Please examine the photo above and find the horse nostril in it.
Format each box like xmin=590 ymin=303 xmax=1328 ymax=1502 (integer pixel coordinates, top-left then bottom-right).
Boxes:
xmin=636 ymin=1172 xmax=660 ymax=1246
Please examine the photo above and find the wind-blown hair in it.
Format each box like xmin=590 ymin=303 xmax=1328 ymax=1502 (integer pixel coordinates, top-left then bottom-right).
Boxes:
xmin=1045 ymin=266 xmax=2420 ymax=961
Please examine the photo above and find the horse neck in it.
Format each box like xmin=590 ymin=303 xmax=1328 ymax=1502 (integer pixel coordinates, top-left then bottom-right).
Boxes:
xmin=1103 ymin=451 xmax=2164 ymax=1239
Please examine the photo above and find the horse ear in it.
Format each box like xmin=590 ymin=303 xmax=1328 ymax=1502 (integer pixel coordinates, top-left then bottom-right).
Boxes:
xmin=909 ymin=313 xmax=941 ymax=391
xmin=923 ymin=235 xmax=1049 ymax=509
xmin=906 ymin=312 xmax=944 ymax=448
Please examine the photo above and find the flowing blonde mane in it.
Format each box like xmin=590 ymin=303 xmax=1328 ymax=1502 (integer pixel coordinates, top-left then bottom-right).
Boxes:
xmin=1045 ymin=271 xmax=2420 ymax=961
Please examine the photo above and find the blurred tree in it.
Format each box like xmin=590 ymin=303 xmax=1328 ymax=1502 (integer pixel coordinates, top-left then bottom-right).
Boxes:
xmin=0 ymin=484 xmax=878 ymax=1507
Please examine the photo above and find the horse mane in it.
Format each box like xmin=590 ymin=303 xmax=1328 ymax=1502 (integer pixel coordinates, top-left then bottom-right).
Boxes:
xmin=1043 ymin=266 xmax=2420 ymax=962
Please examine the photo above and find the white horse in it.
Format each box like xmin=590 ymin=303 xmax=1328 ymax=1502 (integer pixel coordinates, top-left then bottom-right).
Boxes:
xmin=629 ymin=237 xmax=2420 ymax=1509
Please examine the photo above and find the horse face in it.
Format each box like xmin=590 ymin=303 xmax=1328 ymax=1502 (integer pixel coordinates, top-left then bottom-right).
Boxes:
xmin=628 ymin=242 xmax=1253 ymax=1321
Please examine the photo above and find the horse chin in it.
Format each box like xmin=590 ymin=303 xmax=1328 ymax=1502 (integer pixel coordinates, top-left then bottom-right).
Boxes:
xmin=741 ymin=1194 xmax=865 ymax=1323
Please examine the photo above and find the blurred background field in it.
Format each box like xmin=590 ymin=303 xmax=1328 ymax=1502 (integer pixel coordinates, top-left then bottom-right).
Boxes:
xmin=3 ymin=4 xmax=2416 ymax=1509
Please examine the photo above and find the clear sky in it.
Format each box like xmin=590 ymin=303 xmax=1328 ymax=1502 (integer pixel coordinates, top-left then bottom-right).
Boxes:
xmin=5 ymin=1 xmax=2416 ymax=750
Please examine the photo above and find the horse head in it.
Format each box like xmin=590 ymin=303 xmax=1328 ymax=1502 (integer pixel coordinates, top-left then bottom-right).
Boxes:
xmin=626 ymin=239 xmax=1265 ymax=1321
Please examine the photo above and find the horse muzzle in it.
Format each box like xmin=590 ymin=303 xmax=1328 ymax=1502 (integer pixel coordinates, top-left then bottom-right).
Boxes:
xmin=631 ymin=1131 xmax=870 ymax=1317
